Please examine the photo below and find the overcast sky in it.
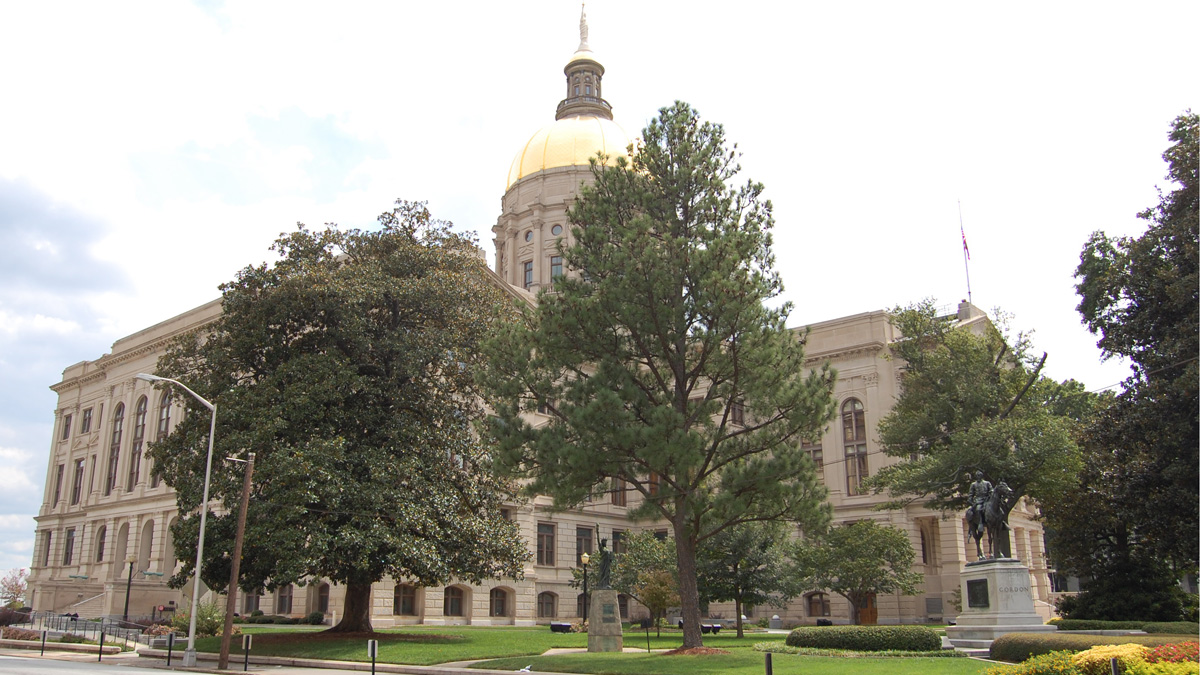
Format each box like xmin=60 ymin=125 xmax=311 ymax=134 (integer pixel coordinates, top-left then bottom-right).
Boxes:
xmin=0 ymin=1 xmax=1194 ymax=573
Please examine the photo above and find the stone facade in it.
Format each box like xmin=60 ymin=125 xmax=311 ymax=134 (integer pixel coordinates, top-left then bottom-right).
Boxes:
xmin=27 ymin=13 xmax=1053 ymax=628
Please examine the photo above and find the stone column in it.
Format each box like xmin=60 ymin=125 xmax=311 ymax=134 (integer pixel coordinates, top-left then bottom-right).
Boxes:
xmin=587 ymin=588 xmax=623 ymax=652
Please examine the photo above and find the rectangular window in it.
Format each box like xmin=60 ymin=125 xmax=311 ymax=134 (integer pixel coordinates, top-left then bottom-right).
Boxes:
xmin=63 ymin=528 xmax=75 ymax=565
xmin=523 ymin=261 xmax=534 ymax=289
xmin=61 ymin=414 xmax=72 ymax=441
xmin=500 ymin=507 xmax=513 ymax=521
xmin=41 ymin=531 xmax=52 ymax=566
xmin=395 ymin=585 xmax=417 ymax=615
xmin=730 ymin=400 xmax=745 ymax=426
xmin=576 ymin=527 xmax=593 ymax=566
xmin=537 ymin=523 xmax=555 ymax=566
xmin=610 ymin=477 xmax=626 ymax=506
xmin=550 ymin=255 xmax=563 ymax=279
xmin=536 ymin=398 xmax=554 ymax=415
xmin=648 ymin=472 xmax=660 ymax=496
xmin=845 ymin=444 xmax=868 ymax=495
xmin=80 ymin=408 xmax=93 ymax=434
xmin=70 ymin=458 xmax=85 ymax=505
xmin=611 ymin=530 xmax=626 ymax=555
xmin=654 ymin=529 xmax=669 ymax=541
xmin=244 ymin=593 xmax=260 ymax=614
xmin=53 ymin=464 xmax=64 ymax=504
xmin=802 ymin=439 xmax=824 ymax=483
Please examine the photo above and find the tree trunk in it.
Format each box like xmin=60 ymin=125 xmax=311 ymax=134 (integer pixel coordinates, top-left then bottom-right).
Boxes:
xmin=846 ymin=593 xmax=860 ymax=625
xmin=673 ymin=521 xmax=704 ymax=648
xmin=734 ymin=597 xmax=744 ymax=638
xmin=326 ymin=582 xmax=374 ymax=633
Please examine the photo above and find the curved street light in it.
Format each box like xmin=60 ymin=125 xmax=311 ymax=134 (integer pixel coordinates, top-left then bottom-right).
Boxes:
xmin=135 ymin=373 xmax=215 ymax=668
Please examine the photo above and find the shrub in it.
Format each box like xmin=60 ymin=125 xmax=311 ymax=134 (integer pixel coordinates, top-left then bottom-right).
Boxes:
xmin=1073 ymin=644 xmax=1151 ymax=675
xmin=1 ymin=627 xmax=39 ymax=641
xmin=991 ymin=633 xmax=1197 ymax=663
xmin=983 ymin=650 xmax=1080 ymax=675
xmin=59 ymin=633 xmax=89 ymax=644
xmin=305 ymin=611 xmax=325 ymax=625
xmin=1145 ymin=642 xmax=1200 ymax=663
xmin=1056 ymin=620 xmax=1148 ymax=631
xmin=250 ymin=609 xmax=264 ymax=617
xmin=143 ymin=624 xmax=177 ymax=637
xmin=1143 ymin=623 xmax=1200 ymax=635
xmin=171 ymin=601 xmax=226 ymax=638
xmin=785 ymin=625 xmax=941 ymax=651
xmin=1126 ymin=663 xmax=1200 ymax=675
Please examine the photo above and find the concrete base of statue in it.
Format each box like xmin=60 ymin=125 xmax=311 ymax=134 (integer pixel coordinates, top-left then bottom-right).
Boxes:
xmin=587 ymin=589 xmax=624 ymax=652
xmin=946 ymin=558 xmax=1056 ymax=651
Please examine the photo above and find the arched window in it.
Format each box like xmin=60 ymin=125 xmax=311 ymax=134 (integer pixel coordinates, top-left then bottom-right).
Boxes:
xmin=842 ymin=398 xmax=868 ymax=495
xmin=806 ymin=592 xmax=831 ymax=617
xmin=489 ymin=588 xmax=508 ymax=617
xmin=443 ymin=587 xmax=464 ymax=617
xmin=105 ymin=403 xmax=124 ymax=495
xmin=576 ymin=592 xmax=588 ymax=619
xmin=128 ymin=397 xmax=147 ymax=491
xmin=537 ymin=592 xmax=556 ymax=618
xmin=94 ymin=525 xmax=107 ymax=562
xmin=156 ymin=392 xmax=171 ymax=439
xmin=316 ymin=583 xmax=330 ymax=613
xmin=394 ymin=584 xmax=417 ymax=615
xmin=276 ymin=584 xmax=293 ymax=614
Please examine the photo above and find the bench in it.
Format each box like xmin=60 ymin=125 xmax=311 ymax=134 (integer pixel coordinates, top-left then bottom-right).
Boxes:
xmin=675 ymin=619 xmax=722 ymax=634
xmin=549 ymin=622 xmax=572 ymax=633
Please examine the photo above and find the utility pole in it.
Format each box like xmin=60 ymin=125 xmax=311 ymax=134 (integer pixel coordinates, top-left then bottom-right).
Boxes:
xmin=218 ymin=452 xmax=255 ymax=670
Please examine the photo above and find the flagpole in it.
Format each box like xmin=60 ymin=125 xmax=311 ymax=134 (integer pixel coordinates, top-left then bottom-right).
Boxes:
xmin=959 ymin=200 xmax=972 ymax=305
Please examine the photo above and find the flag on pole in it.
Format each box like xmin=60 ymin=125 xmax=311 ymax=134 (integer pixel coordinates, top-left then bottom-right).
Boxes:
xmin=960 ymin=224 xmax=970 ymax=260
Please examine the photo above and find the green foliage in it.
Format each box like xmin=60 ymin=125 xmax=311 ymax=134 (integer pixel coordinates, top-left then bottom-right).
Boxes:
xmin=305 ymin=611 xmax=325 ymax=625
xmin=982 ymin=650 xmax=1081 ymax=675
xmin=1143 ymin=623 xmax=1200 ymax=636
xmin=171 ymin=600 xmax=226 ymax=638
xmin=149 ymin=202 xmax=529 ymax=631
xmin=1054 ymin=563 xmax=1190 ymax=622
xmin=58 ymin=633 xmax=88 ymax=644
xmin=868 ymin=301 xmax=1085 ymax=523
xmin=696 ymin=521 xmax=791 ymax=637
xmin=787 ymin=520 xmax=923 ymax=625
xmin=784 ymin=625 xmax=941 ymax=651
xmin=574 ymin=530 xmax=676 ymax=610
xmin=480 ymin=101 xmax=835 ymax=646
xmin=1051 ymin=112 xmax=1199 ymax=612
xmin=0 ymin=568 xmax=27 ymax=608
xmin=989 ymin=633 xmax=1196 ymax=663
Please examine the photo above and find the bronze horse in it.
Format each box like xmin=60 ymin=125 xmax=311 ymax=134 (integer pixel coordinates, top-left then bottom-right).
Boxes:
xmin=969 ymin=480 xmax=1012 ymax=559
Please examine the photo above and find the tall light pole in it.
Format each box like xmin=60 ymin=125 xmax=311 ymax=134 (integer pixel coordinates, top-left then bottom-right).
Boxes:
xmin=136 ymin=373 xmax=216 ymax=668
xmin=122 ymin=555 xmax=137 ymax=624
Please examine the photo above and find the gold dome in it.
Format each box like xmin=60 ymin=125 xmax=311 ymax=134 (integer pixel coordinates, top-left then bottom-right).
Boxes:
xmin=506 ymin=115 xmax=631 ymax=190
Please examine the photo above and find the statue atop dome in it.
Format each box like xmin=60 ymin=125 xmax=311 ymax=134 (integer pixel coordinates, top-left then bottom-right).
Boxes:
xmin=578 ymin=4 xmax=590 ymax=52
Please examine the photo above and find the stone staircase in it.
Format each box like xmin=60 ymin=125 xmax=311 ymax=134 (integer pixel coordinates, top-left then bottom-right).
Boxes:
xmin=67 ymin=593 xmax=106 ymax=618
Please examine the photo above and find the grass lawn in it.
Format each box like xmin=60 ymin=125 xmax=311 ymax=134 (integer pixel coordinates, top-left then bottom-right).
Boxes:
xmin=196 ymin=626 xmax=792 ymax=665
xmin=474 ymin=652 xmax=993 ymax=675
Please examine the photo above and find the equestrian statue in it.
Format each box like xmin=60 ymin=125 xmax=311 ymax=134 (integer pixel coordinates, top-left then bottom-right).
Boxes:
xmin=965 ymin=471 xmax=1013 ymax=560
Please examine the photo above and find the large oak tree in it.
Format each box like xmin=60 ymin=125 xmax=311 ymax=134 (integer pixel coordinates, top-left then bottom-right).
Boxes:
xmin=149 ymin=202 xmax=529 ymax=632
xmin=481 ymin=102 xmax=835 ymax=648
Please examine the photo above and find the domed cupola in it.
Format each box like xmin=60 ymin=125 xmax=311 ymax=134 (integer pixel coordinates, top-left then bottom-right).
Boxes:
xmin=494 ymin=6 xmax=632 ymax=294
xmin=556 ymin=6 xmax=612 ymax=121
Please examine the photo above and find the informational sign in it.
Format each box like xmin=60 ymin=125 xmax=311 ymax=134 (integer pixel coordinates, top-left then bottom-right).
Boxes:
xmin=601 ymin=603 xmax=617 ymax=624
xmin=367 ymin=639 xmax=379 ymax=658
xmin=242 ymin=634 xmax=253 ymax=650
xmin=967 ymin=579 xmax=990 ymax=608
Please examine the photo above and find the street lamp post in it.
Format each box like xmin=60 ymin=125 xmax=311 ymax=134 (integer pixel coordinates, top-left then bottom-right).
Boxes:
xmin=135 ymin=373 xmax=216 ymax=668
xmin=580 ymin=552 xmax=590 ymax=625
xmin=122 ymin=555 xmax=137 ymax=624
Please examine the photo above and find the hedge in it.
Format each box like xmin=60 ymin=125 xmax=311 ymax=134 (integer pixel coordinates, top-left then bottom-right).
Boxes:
xmin=785 ymin=625 xmax=942 ymax=652
xmin=1052 ymin=620 xmax=1200 ymax=634
xmin=991 ymin=633 xmax=1198 ymax=663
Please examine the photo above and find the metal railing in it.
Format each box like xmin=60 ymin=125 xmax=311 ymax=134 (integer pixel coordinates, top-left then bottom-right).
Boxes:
xmin=12 ymin=610 xmax=148 ymax=645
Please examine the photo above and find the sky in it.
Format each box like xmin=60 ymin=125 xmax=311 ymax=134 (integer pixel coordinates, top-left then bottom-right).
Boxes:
xmin=0 ymin=1 xmax=1194 ymax=574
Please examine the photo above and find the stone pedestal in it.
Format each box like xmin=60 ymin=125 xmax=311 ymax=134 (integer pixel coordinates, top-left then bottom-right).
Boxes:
xmin=587 ymin=589 xmax=623 ymax=652
xmin=946 ymin=558 xmax=1056 ymax=650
